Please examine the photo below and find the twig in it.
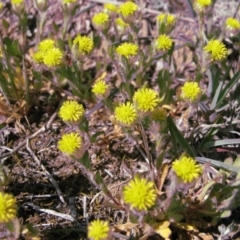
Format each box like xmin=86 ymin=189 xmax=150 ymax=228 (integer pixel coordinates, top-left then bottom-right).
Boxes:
xmin=26 ymin=139 xmax=65 ymax=204
xmin=0 ymin=111 xmax=57 ymax=161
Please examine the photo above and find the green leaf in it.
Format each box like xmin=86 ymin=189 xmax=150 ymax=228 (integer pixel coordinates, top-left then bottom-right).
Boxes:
xmin=203 ymin=138 xmax=240 ymax=148
xmin=94 ymin=171 xmax=103 ymax=185
xmin=167 ymin=115 xmax=195 ymax=157
xmin=76 ymin=151 xmax=91 ymax=170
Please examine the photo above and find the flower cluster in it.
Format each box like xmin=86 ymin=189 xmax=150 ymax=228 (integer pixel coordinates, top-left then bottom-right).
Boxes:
xmin=172 ymin=156 xmax=202 ymax=183
xmin=119 ymin=1 xmax=138 ymax=19
xmin=59 ymin=100 xmax=84 ymax=122
xmin=203 ymin=39 xmax=227 ymax=61
xmin=226 ymin=17 xmax=240 ymax=30
xmin=123 ymin=176 xmax=157 ymax=211
xmin=116 ymin=42 xmax=138 ymax=59
xmin=88 ymin=219 xmax=110 ymax=240
xmin=133 ymin=88 xmax=160 ymax=112
xmin=92 ymin=80 xmax=109 ymax=97
xmin=92 ymin=12 xmax=109 ymax=28
xmin=33 ymin=39 xmax=63 ymax=67
xmin=72 ymin=35 xmax=94 ymax=56
xmin=155 ymin=34 xmax=173 ymax=51
xmin=0 ymin=192 xmax=17 ymax=223
xmin=114 ymin=102 xmax=137 ymax=126
xmin=181 ymin=82 xmax=201 ymax=103
xmin=58 ymin=132 xmax=82 ymax=155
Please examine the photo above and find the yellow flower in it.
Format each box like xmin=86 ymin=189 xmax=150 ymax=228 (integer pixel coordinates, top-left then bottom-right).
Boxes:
xmin=157 ymin=13 xmax=176 ymax=26
xmin=114 ymin=102 xmax=137 ymax=125
xmin=172 ymin=156 xmax=202 ymax=183
xmin=123 ymin=176 xmax=157 ymax=211
xmin=0 ymin=192 xmax=17 ymax=223
xmin=194 ymin=0 xmax=211 ymax=11
xmin=33 ymin=51 xmax=44 ymax=63
xmin=104 ymin=3 xmax=117 ymax=13
xmin=181 ymin=82 xmax=201 ymax=102
xmin=92 ymin=12 xmax=109 ymax=27
xmin=88 ymin=219 xmax=110 ymax=240
xmin=92 ymin=80 xmax=109 ymax=96
xmin=155 ymin=34 xmax=173 ymax=51
xmin=119 ymin=1 xmax=137 ymax=18
xmin=133 ymin=88 xmax=160 ymax=112
xmin=59 ymin=100 xmax=84 ymax=122
xmin=226 ymin=17 xmax=240 ymax=30
xmin=0 ymin=2 xmax=3 ymax=10
xmin=11 ymin=0 xmax=23 ymax=4
xmin=116 ymin=42 xmax=138 ymax=59
xmin=73 ymin=35 xmax=94 ymax=55
xmin=43 ymin=47 xmax=63 ymax=67
xmin=203 ymin=39 xmax=227 ymax=61
xmin=58 ymin=132 xmax=82 ymax=155
xmin=38 ymin=39 xmax=55 ymax=52
xmin=115 ymin=18 xmax=129 ymax=29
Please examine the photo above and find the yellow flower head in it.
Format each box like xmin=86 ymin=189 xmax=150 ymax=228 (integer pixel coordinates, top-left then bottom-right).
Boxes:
xmin=172 ymin=156 xmax=202 ymax=183
xmin=92 ymin=12 xmax=109 ymax=27
xmin=92 ymin=80 xmax=109 ymax=96
xmin=116 ymin=42 xmax=138 ymax=59
xmin=63 ymin=0 xmax=77 ymax=3
xmin=157 ymin=13 xmax=176 ymax=26
xmin=133 ymin=88 xmax=160 ymax=112
xmin=114 ymin=102 xmax=137 ymax=125
xmin=33 ymin=51 xmax=44 ymax=63
xmin=0 ymin=192 xmax=17 ymax=223
xmin=181 ymin=82 xmax=201 ymax=102
xmin=43 ymin=47 xmax=63 ymax=67
xmin=88 ymin=219 xmax=110 ymax=240
xmin=203 ymin=39 xmax=227 ymax=61
xmin=115 ymin=17 xmax=129 ymax=29
xmin=58 ymin=132 xmax=82 ymax=155
xmin=119 ymin=1 xmax=138 ymax=18
xmin=155 ymin=34 xmax=173 ymax=51
xmin=11 ymin=0 xmax=23 ymax=4
xmin=104 ymin=3 xmax=117 ymax=13
xmin=194 ymin=0 xmax=211 ymax=11
xmin=73 ymin=35 xmax=94 ymax=55
xmin=0 ymin=2 xmax=3 ymax=10
xmin=226 ymin=17 xmax=240 ymax=30
xmin=38 ymin=39 xmax=55 ymax=52
xmin=123 ymin=176 xmax=157 ymax=211
xmin=59 ymin=100 xmax=84 ymax=122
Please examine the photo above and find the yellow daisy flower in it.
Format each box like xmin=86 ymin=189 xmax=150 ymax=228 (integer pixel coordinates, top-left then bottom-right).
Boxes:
xmin=59 ymin=100 xmax=84 ymax=122
xmin=0 ymin=192 xmax=17 ymax=223
xmin=226 ymin=17 xmax=240 ymax=30
xmin=88 ymin=219 xmax=110 ymax=240
xmin=114 ymin=102 xmax=137 ymax=125
xmin=157 ymin=13 xmax=176 ymax=26
xmin=104 ymin=3 xmax=117 ymax=13
xmin=92 ymin=12 xmax=109 ymax=27
xmin=115 ymin=17 xmax=129 ymax=29
xmin=203 ymin=39 xmax=227 ymax=61
xmin=119 ymin=1 xmax=138 ymax=18
xmin=38 ymin=39 xmax=55 ymax=52
xmin=133 ymin=88 xmax=160 ymax=112
xmin=181 ymin=82 xmax=201 ymax=102
xmin=92 ymin=80 xmax=109 ymax=96
xmin=194 ymin=0 xmax=212 ymax=11
xmin=33 ymin=51 xmax=44 ymax=63
xmin=172 ymin=156 xmax=202 ymax=183
xmin=155 ymin=34 xmax=173 ymax=51
xmin=73 ymin=35 xmax=94 ymax=55
xmin=58 ymin=132 xmax=82 ymax=155
xmin=116 ymin=42 xmax=138 ymax=59
xmin=123 ymin=176 xmax=157 ymax=211
xmin=43 ymin=47 xmax=63 ymax=67
xmin=11 ymin=0 xmax=23 ymax=4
